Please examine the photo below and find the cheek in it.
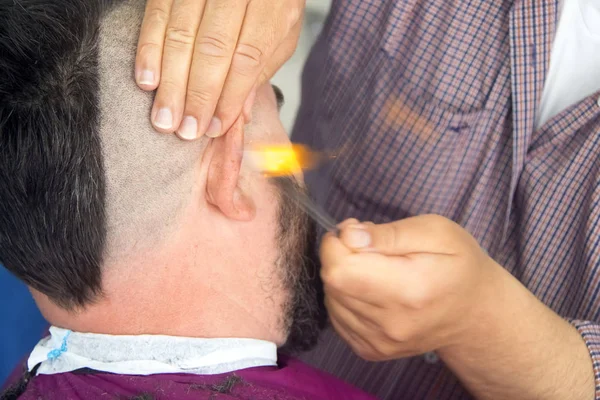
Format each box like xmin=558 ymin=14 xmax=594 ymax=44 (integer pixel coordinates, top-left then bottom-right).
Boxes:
xmin=245 ymin=177 xmax=281 ymax=253
xmin=253 ymin=180 xmax=280 ymax=229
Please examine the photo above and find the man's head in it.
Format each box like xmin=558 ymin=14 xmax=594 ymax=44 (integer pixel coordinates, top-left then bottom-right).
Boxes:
xmin=0 ymin=0 xmax=324 ymax=351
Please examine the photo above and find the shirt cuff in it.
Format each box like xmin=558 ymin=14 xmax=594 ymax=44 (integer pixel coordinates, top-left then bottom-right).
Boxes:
xmin=570 ymin=319 xmax=600 ymax=399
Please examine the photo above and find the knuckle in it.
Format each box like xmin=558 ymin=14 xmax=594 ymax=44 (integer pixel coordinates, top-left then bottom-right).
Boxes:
xmin=425 ymin=214 xmax=447 ymax=228
xmin=386 ymin=224 xmax=400 ymax=249
xmin=378 ymin=222 xmax=400 ymax=251
xmin=372 ymin=342 xmax=390 ymax=358
xmin=423 ymin=213 xmax=441 ymax=222
xmin=286 ymin=3 xmax=303 ymax=27
xmin=404 ymin=287 xmax=433 ymax=311
xmin=195 ymin=33 xmax=234 ymax=59
xmin=146 ymin=6 xmax=170 ymax=25
xmin=156 ymin=79 xmax=185 ymax=97
xmin=384 ymin=324 xmax=408 ymax=343
xmin=216 ymin=101 xmax=243 ymax=122
xmin=436 ymin=215 xmax=454 ymax=229
xmin=320 ymin=267 xmax=338 ymax=288
xmin=258 ymin=69 xmax=270 ymax=85
xmin=351 ymin=275 xmax=370 ymax=294
xmin=421 ymin=214 xmax=448 ymax=237
xmin=231 ymin=43 xmax=265 ymax=76
xmin=371 ymin=343 xmax=391 ymax=361
xmin=165 ymin=27 xmax=197 ymax=49
xmin=185 ymin=87 xmax=214 ymax=107
xmin=354 ymin=346 xmax=376 ymax=361
xmin=137 ymin=41 xmax=161 ymax=57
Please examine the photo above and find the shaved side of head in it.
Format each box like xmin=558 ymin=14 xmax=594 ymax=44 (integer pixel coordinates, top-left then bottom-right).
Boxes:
xmin=98 ymin=1 xmax=205 ymax=260
xmin=0 ymin=0 xmax=206 ymax=308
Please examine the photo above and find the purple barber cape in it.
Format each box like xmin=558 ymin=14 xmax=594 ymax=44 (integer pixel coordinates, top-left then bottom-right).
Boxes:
xmin=5 ymin=355 xmax=375 ymax=400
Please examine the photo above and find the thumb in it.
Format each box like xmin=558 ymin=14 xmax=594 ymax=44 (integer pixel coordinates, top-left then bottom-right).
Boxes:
xmin=319 ymin=232 xmax=354 ymax=283
xmin=340 ymin=215 xmax=458 ymax=256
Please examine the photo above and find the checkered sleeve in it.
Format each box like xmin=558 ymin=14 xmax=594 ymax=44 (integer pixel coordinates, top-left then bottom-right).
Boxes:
xmin=569 ymin=320 xmax=600 ymax=399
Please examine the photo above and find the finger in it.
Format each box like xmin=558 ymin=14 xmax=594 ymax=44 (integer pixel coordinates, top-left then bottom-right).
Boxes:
xmin=136 ymin=0 xmax=174 ymax=90
xmin=256 ymin=14 xmax=303 ymax=86
xmin=326 ymin=288 xmax=384 ymax=328
xmin=213 ymin=1 xmax=302 ymax=136
xmin=325 ymin=280 xmax=387 ymax=308
xmin=321 ymin=220 xmax=444 ymax=311
xmin=328 ymin=252 xmax=400 ymax=305
xmin=330 ymin=315 xmax=381 ymax=361
xmin=327 ymin=297 xmax=374 ymax=344
xmin=329 ymin=297 xmax=424 ymax=362
xmin=332 ymin=309 xmax=418 ymax=361
xmin=337 ymin=218 xmax=360 ymax=231
xmin=319 ymin=233 xmax=354 ymax=281
xmin=220 ymin=22 xmax=304 ymax=134
xmin=340 ymin=215 xmax=461 ymax=256
xmin=320 ymin=232 xmax=403 ymax=306
xmin=327 ymin=299 xmax=383 ymax=361
xmin=177 ymin=0 xmax=247 ymax=140
xmin=242 ymin=84 xmax=258 ymax=123
xmin=329 ymin=315 xmax=367 ymax=355
xmin=151 ymin=0 xmax=206 ymax=133
xmin=324 ymin=249 xmax=432 ymax=307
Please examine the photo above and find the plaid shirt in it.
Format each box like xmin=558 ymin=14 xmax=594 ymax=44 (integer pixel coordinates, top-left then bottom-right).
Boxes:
xmin=292 ymin=0 xmax=600 ymax=398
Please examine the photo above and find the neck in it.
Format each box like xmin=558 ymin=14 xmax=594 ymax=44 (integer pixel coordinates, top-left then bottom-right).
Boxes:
xmin=34 ymin=244 xmax=286 ymax=344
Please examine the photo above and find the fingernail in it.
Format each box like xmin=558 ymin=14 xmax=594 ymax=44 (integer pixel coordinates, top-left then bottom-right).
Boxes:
xmin=205 ymin=117 xmax=222 ymax=138
xmin=138 ymin=70 xmax=155 ymax=86
xmin=346 ymin=225 xmax=371 ymax=249
xmin=154 ymin=108 xmax=173 ymax=130
xmin=178 ymin=116 xmax=198 ymax=140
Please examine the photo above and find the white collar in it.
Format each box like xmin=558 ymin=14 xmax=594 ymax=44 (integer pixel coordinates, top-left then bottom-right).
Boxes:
xmin=28 ymin=326 xmax=277 ymax=376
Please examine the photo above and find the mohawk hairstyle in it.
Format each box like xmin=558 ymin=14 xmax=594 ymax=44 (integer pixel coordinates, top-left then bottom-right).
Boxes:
xmin=0 ymin=0 xmax=117 ymax=309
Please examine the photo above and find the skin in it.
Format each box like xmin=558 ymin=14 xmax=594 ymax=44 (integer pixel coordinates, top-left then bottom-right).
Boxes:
xmin=33 ymin=83 xmax=297 ymax=346
xmin=138 ymin=2 xmax=596 ymax=397
xmin=135 ymin=0 xmax=305 ymax=140
xmin=322 ymin=217 xmax=595 ymax=400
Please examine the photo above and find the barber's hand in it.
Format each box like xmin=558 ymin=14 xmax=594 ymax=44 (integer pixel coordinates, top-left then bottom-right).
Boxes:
xmin=320 ymin=215 xmax=497 ymax=361
xmin=136 ymin=0 xmax=305 ymax=139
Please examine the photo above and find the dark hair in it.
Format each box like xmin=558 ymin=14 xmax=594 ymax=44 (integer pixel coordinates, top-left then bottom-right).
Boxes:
xmin=0 ymin=0 xmax=115 ymax=309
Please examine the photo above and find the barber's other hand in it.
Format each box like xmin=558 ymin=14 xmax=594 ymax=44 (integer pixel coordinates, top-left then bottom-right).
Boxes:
xmin=320 ymin=215 xmax=498 ymax=361
xmin=136 ymin=0 xmax=305 ymax=139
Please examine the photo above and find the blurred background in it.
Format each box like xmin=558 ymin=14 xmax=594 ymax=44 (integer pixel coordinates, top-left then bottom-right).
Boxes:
xmin=0 ymin=0 xmax=332 ymax=386
xmin=272 ymin=0 xmax=331 ymax=133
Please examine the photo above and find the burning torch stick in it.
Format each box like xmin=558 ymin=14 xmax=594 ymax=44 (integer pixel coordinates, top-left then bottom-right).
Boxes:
xmin=245 ymin=144 xmax=340 ymax=236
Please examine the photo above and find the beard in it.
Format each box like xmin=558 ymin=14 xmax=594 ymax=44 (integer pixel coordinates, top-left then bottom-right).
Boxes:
xmin=271 ymin=176 xmax=327 ymax=354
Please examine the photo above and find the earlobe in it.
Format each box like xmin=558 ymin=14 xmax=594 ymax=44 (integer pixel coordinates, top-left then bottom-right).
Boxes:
xmin=206 ymin=116 xmax=255 ymax=221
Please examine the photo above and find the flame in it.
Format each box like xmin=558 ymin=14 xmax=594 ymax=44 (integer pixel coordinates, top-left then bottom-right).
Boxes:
xmin=247 ymin=144 xmax=321 ymax=176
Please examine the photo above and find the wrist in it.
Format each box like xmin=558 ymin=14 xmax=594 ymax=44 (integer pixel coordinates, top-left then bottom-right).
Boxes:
xmin=438 ymin=257 xmax=522 ymax=361
xmin=437 ymin=259 xmax=595 ymax=400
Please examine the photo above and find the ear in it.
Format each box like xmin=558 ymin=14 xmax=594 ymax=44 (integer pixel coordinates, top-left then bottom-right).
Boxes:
xmin=206 ymin=116 xmax=255 ymax=221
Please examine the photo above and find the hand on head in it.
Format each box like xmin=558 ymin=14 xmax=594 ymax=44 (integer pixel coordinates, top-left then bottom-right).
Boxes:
xmin=135 ymin=0 xmax=304 ymax=140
